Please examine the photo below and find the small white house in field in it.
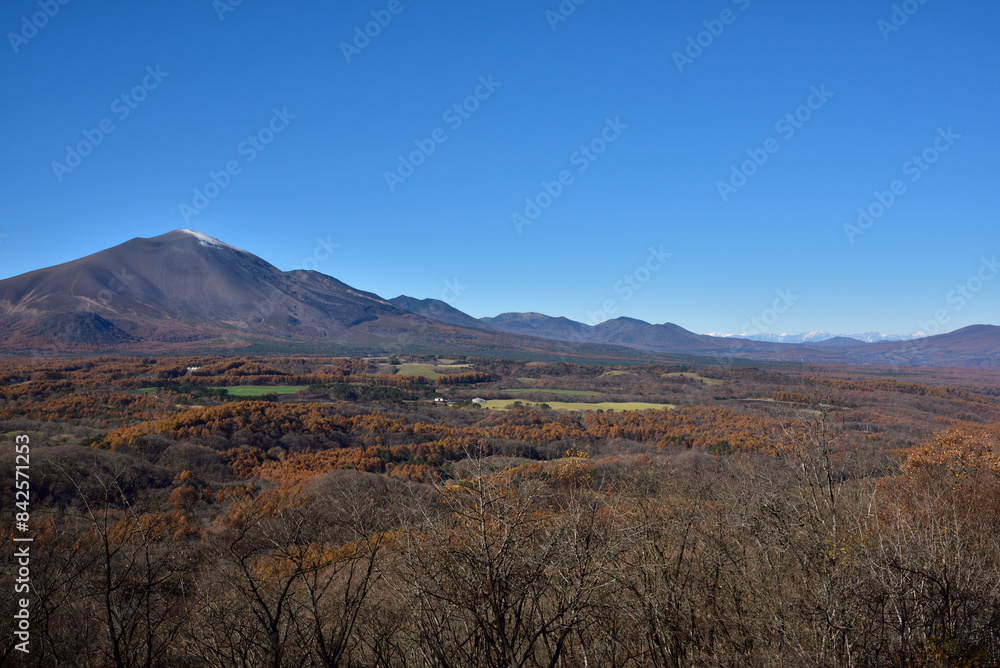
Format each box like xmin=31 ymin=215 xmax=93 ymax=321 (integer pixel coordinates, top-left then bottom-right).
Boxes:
xmin=472 ymin=398 xmax=486 ymax=404
xmin=434 ymin=397 xmax=446 ymax=403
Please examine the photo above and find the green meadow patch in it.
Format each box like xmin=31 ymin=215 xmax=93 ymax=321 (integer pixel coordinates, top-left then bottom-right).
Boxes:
xmin=395 ymin=362 xmax=472 ymax=380
xmin=214 ymin=386 xmax=307 ymax=397
xmin=395 ymin=363 xmax=444 ymax=379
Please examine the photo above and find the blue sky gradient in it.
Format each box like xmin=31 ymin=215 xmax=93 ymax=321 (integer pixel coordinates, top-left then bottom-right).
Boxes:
xmin=2 ymin=0 xmax=997 ymax=336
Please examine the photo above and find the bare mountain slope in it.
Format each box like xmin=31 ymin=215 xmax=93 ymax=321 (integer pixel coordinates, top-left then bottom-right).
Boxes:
xmin=387 ymin=296 xmax=489 ymax=331
xmin=0 ymin=230 xmax=462 ymax=352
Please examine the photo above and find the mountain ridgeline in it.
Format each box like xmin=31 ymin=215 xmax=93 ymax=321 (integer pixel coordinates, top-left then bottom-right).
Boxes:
xmin=1 ymin=230 xmax=997 ymax=368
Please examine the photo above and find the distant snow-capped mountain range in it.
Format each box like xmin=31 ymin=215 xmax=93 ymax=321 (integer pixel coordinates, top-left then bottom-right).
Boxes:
xmin=706 ymin=331 xmax=927 ymax=344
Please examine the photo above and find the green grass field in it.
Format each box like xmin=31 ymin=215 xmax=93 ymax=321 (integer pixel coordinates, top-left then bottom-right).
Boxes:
xmin=663 ymin=372 xmax=725 ymax=385
xmin=395 ymin=362 xmax=471 ymax=379
xmin=503 ymin=388 xmax=601 ymax=397
xmin=215 ymin=386 xmax=307 ymax=396
xmin=395 ymin=363 xmax=444 ymax=379
xmin=480 ymin=399 xmax=674 ymax=412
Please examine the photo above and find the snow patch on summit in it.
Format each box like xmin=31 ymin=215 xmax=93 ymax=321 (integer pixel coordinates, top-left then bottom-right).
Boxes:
xmin=179 ymin=229 xmax=239 ymax=251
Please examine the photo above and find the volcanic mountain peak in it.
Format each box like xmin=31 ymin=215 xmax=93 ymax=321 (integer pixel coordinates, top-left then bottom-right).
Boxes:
xmin=0 ymin=229 xmax=421 ymax=352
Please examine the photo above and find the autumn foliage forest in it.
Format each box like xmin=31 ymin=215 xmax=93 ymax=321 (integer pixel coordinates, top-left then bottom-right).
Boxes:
xmin=2 ymin=354 xmax=999 ymax=666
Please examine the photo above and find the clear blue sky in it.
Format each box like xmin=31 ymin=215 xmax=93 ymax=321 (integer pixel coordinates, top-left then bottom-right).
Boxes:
xmin=2 ymin=0 xmax=997 ymax=336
